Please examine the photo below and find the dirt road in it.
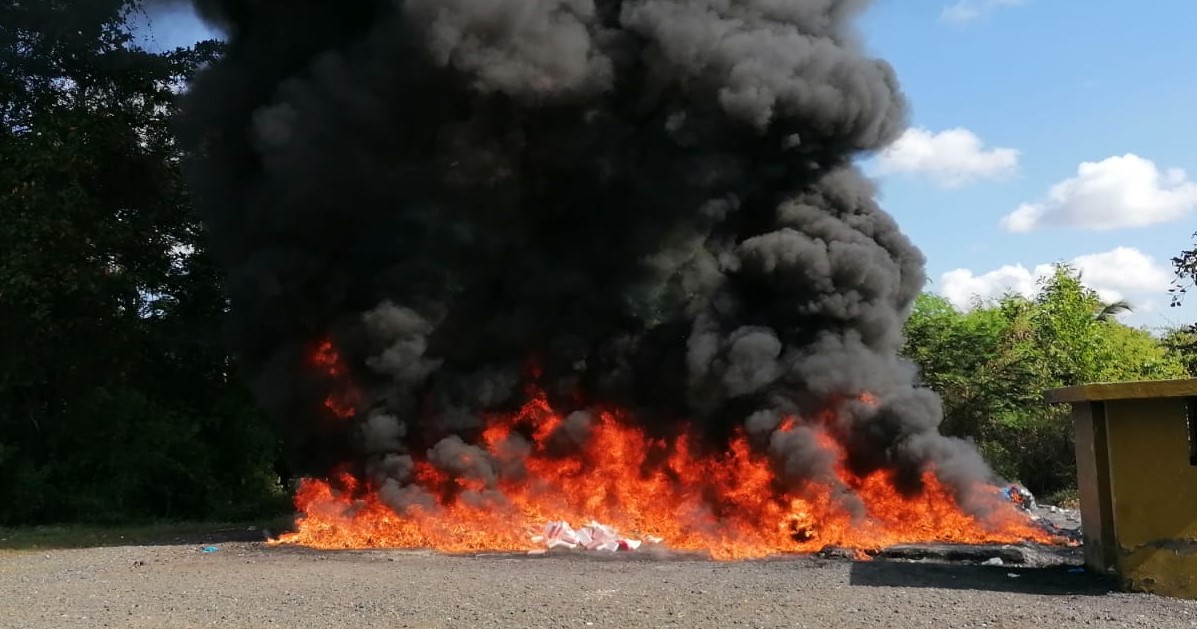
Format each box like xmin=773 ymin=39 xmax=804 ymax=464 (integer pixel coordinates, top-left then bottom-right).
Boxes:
xmin=3 ymin=540 xmax=1196 ymax=629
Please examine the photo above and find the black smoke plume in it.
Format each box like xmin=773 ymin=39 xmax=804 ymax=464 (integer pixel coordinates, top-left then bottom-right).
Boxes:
xmin=177 ymin=0 xmax=995 ymax=515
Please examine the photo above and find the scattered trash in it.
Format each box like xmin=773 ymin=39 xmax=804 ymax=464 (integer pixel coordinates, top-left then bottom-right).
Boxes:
xmin=531 ymin=521 xmax=646 ymax=553
xmin=200 ymin=546 xmax=219 ymax=553
xmin=1006 ymin=572 xmax=1020 ymax=578
xmin=1032 ymin=517 xmax=1083 ymax=544
xmin=982 ymin=557 xmax=1004 ymax=566
xmin=1001 ymin=484 xmax=1037 ymax=510
xmin=1068 ymin=567 xmax=1086 ymax=574
xmin=132 ymin=560 xmax=145 ymax=568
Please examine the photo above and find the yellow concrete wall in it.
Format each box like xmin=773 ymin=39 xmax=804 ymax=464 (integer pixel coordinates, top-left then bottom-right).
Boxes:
xmin=1104 ymin=398 xmax=1197 ymax=598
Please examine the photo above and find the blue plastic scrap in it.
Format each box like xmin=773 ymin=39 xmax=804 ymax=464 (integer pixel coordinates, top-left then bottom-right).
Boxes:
xmin=201 ymin=546 xmax=219 ymax=553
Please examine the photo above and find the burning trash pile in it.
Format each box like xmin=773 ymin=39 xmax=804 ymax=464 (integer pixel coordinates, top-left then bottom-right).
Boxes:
xmin=1003 ymin=484 xmax=1038 ymax=511
xmin=178 ymin=0 xmax=1075 ymax=559
xmin=261 ymin=388 xmax=1065 ymax=558
xmin=1003 ymin=484 xmax=1084 ymax=545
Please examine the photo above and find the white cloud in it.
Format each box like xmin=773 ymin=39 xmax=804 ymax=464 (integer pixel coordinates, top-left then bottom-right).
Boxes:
xmin=940 ymin=264 xmax=1046 ymax=309
xmin=874 ymin=127 xmax=1020 ymax=188
xmin=1071 ymin=248 xmax=1172 ymax=303
xmin=938 ymin=247 xmax=1172 ymax=314
xmin=940 ymin=0 xmax=1026 ymax=25
xmin=1002 ymin=154 xmax=1197 ymax=232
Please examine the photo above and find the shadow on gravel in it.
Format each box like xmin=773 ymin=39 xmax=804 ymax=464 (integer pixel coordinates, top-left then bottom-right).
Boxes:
xmin=850 ymin=561 xmax=1117 ymax=596
xmin=0 ymin=519 xmax=292 ymax=551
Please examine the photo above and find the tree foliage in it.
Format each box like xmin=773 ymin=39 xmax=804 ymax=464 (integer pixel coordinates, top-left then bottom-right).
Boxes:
xmin=0 ymin=1 xmax=282 ymax=524
xmin=903 ymin=264 xmax=1189 ymax=498
xmin=1171 ymin=231 xmax=1197 ymax=307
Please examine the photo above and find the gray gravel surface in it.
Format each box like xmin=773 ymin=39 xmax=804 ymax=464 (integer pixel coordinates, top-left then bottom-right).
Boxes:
xmin=3 ymin=541 xmax=1197 ymax=629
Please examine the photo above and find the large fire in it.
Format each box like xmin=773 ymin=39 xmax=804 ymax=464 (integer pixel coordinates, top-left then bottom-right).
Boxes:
xmin=273 ymin=340 xmax=1058 ymax=559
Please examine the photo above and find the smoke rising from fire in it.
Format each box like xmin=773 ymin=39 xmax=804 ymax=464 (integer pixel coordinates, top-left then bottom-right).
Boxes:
xmin=177 ymin=0 xmax=995 ymax=518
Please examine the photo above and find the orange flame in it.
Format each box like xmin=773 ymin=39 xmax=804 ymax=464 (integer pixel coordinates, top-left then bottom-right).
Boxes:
xmin=309 ymin=338 xmax=359 ymax=419
xmin=273 ymin=382 xmax=1058 ymax=559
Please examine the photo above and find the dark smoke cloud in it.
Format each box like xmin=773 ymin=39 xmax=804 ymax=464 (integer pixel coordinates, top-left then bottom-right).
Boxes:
xmin=177 ymin=0 xmax=995 ymax=511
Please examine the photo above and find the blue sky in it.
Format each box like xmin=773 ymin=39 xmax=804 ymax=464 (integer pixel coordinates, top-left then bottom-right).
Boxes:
xmin=136 ymin=1 xmax=1197 ymax=330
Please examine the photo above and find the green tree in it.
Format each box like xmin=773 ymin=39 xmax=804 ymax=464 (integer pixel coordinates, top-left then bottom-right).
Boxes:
xmin=0 ymin=1 xmax=282 ymax=524
xmin=904 ymin=264 xmax=1188 ymax=498
xmin=1170 ymin=233 xmax=1197 ymax=307
xmin=1163 ymin=326 xmax=1197 ymax=371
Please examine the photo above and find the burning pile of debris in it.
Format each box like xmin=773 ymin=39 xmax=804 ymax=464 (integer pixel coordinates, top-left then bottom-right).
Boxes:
xmin=518 ymin=486 xmax=1081 ymax=558
xmin=1003 ymin=484 xmax=1084 ymax=545
xmin=1003 ymin=484 xmax=1038 ymax=510
xmin=178 ymin=0 xmax=1078 ymax=559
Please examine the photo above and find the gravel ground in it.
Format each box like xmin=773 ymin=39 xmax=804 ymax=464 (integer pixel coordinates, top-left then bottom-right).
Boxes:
xmin=3 ymin=539 xmax=1197 ymax=629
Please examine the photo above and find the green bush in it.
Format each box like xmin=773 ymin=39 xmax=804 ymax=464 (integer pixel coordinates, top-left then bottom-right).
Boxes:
xmin=903 ymin=264 xmax=1189 ymax=498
